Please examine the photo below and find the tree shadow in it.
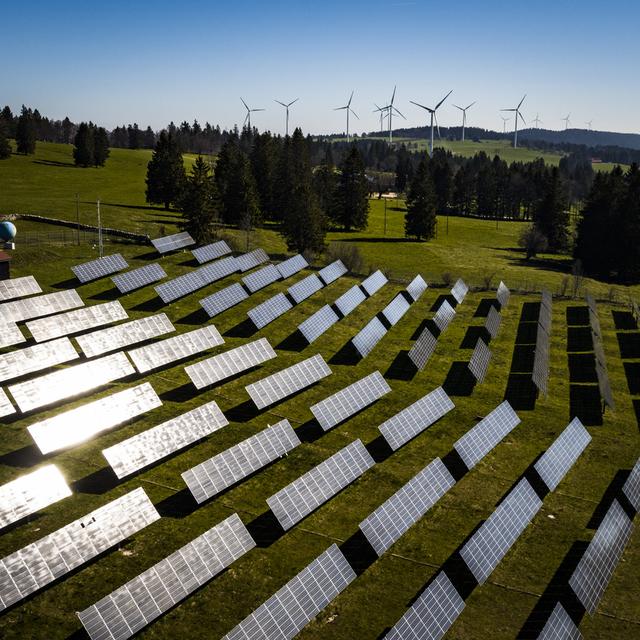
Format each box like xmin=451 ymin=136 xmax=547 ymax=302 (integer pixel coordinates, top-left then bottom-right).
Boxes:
xmin=460 ymin=326 xmax=489 ymax=349
xmin=504 ymin=375 xmax=538 ymax=411
xmin=612 ymin=310 xmax=637 ymax=330
xmin=566 ymin=306 xmax=589 ymax=326
xmin=178 ymin=308 xmax=209 ymax=326
xmin=72 ymin=467 xmax=120 ymax=495
xmin=569 ymin=385 xmax=603 ymax=426
xmin=224 ymin=318 xmax=258 ymax=339
xmin=97 ymin=201 xmax=169 ymax=213
xmin=567 ymin=327 xmax=593 ymax=352
xmin=568 ymin=354 xmax=597 ymax=383
xmin=246 ymin=510 xmax=285 ymax=548
xmin=276 ymin=330 xmax=308 ymax=352
xmin=442 ymin=362 xmax=476 ymax=396
xmin=474 ymin=298 xmax=500 ymax=318
xmin=617 ymin=333 xmax=640 ymax=359
xmin=33 ymin=159 xmax=76 ymax=167
xmin=384 ymin=350 xmax=417 ymax=381
xmin=0 ymin=444 xmax=42 ymax=468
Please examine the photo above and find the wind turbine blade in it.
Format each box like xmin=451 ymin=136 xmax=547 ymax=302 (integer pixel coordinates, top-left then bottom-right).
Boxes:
xmin=517 ymin=94 xmax=527 ymax=109
xmin=435 ymin=89 xmax=453 ymax=111
xmin=518 ymin=112 xmax=527 ymax=126
xmin=501 ymin=108 xmax=517 ymax=112
xmin=240 ymin=97 xmax=249 ymax=110
xmin=410 ymin=100 xmax=429 ymax=110
xmin=348 ymin=90 xmax=354 ymax=106
xmin=350 ymin=109 xmax=360 ymax=120
xmin=393 ymin=106 xmax=406 ymax=119
xmin=466 ymin=101 xmax=476 ymax=110
xmin=391 ymin=85 xmax=396 ymax=104
xmin=289 ymin=98 xmax=299 ymax=106
xmin=452 ymin=104 xmax=463 ymax=111
xmin=275 ymin=100 xmax=287 ymax=107
xmin=334 ymin=106 xmax=348 ymax=111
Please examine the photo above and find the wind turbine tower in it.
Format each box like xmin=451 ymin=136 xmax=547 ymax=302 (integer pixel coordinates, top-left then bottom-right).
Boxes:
xmin=410 ymin=90 xmax=453 ymax=156
xmin=500 ymin=115 xmax=511 ymax=134
xmin=380 ymin=86 xmax=405 ymax=145
xmin=562 ymin=113 xmax=571 ymax=130
xmin=334 ymin=91 xmax=359 ymax=142
xmin=452 ymin=101 xmax=476 ymax=142
xmin=501 ymin=94 xmax=526 ymax=148
xmin=373 ymin=104 xmax=388 ymax=133
xmin=585 ymin=119 xmax=593 ymax=130
xmin=241 ymin=98 xmax=265 ymax=130
xmin=274 ymin=98 xmax=299 ymax=136
xmin=532 ymin=113 xmax=543 ymax=128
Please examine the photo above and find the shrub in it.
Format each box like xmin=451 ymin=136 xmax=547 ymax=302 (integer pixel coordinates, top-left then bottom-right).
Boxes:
xmin=518 ymin=225 xmax=548 ymax=260
xmin=325 ymin=242 xmax=364 ymax=273
xmin=481 ymin=270 xmax=497 ymax=290
xmin=441 ymin=272 xmax=453 ymax=287
xmin=559 ymin=275 xmax=570 ymax=297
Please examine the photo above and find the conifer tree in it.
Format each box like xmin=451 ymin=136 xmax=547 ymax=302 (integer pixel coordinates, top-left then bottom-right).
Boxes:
xmin=534 ymin=167 xmax=569 ymax=252
xmin=0 ymin=119 xmax=11 ymax=159
xmin=179 ymin=156 xmax=220 ymax=243
xmin=92 ymin=126 xmax=110 ymax=167
xmin=73 ymin=122 xmax=94 ymax=166
xmin=405 ymin=156 xmax=437 ymax=241
xmin=332 ymin=146 xmax=369 ymax=231
xmin=145 ymin=132 xmax=186 ymax=209
xmin=15 ymin=106 xmax=36 ymax=154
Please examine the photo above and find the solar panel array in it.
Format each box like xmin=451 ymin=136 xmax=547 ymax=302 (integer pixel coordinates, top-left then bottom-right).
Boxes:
xmin=8 ymin=351 xmax=135 ymax=413
xmin=406 ymin=274 xmax=428 ymax=301
xmin=103 ymin=400 xmax=228 ymax=478
xmin=288 ymin=273 xmax=323 ymax=304
xmin=360 ymin=457 xmax=456 ymax=556
xmin=201 ymin=282 xmax=250 ymax=317
xmin=28 ymin=382 xmax=162 ymax=454
xmin=384 ymin=572 xmax=465 ymax=640
xmin=310 ymin=371 xmax=390 ymax=431
xmin=298 ymin=304 xmax=339 ymax=344
xmin=433 ymin=300 xmax=456 ymax=333
xmin=185 ymin=338 xmax=276 ymax=389
xmin=276 ymin=254 xmax=308 ymax=279
xmin=450 ymin=278 xmax=469 ymax=305
xmin=0 ymin=337 xmax=78 ymax=383
xmin=111 ymin=263 xmax=167 ymax=294
xmin=76 ymin=313 xmax=175 ymax=358
xmin=379 ymin=387 xmax=455 ymax=451
xmin=595 ymin=353 xmax=615 ymax=410
xmin=0 ymin=389 xmax=15 ymax=418
xmin=333 ymin=284 xmax=366 ymax=317
xmin=408 ymin=327 xmax=438 ymax=370
xmin=0 ymin=289 xmax=84 ymax=323
xmin=71 ymin=253 xmax=129 ymax=283
xmin=0 ymin=321 xmax=25 ymax=349
xmin=248 ymin=292 xmax=293 ymax=329
xmin=460 ymin=478 xmax=542 ymax=584
xmin=236 ymin=248 xmax=269 ymax=272
xmin=79 ymin=513 xmax=255 ymax=640
xmin=633 ymin=301 xmax=640 ymax=327
xmin=25 ymin=300 xmax=128 ymax=342
xmin=622 ymin=457 xmax=640 ymax=511
xmin=242 ymin=264 xmax=280 ymax=293
xmin=192 ymin=239 xmax=232 ymax=264
xmin=538 ymin=293 xmax=553 ymax=335
xmin=352 ymin=316 xmax=388 ymax=358
xmin=267 ymin=439 xmax=374 ymax=531
xmin=128 ymin=325 xmax=224 ymax=373
xmin=569 ymin=499 xmax=634 ymax=614
xmin=318 ymin=259 xmax=347 ymax=285
xmin=222 ymin=544 xmax=355 ymax=640
xmin=361 ymin=269 xmax=388 ymax=296
xmin=0 ymin=465 xmax=71 ymax=531
xmin=484 ymin=305 xmax=502 ymax=339
xmin=533 ymin=323 xmax=551 ymax=395
xmin=0 ymin=488 xmax=159 ymax=612
xmin=382 ymin=294 xmax=411 ymax=326
xmin=453 ymin=401 xmax=521 ymax=470
xmin=586 ymin=293 xmax=600 ymax=335
xmin=537 ymin=602 xmax=583 ymax=640
xmin=182 ymin=420 xmax=300 ymax=503
xmin=246 ymin=354 xmax=331 ymax=410
xmin=151 ymin=230 xmax=195 ymax=253
xmin=534 ymin=418 xmax=591 ymax=491
xmin=0 ymin=275 xmax=41 ymax=301
xmin=496 ymin=280 xmax=511 ymax=308
xmin=468 ymin=338 xmax=492 ymax=383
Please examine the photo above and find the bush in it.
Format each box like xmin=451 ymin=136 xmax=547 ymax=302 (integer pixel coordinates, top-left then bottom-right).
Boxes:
xmin=441 ymin=272 xmax=453 ymax=287
xmin=518 ymin=225 xmax=548 ymax=260
xmin=559 ymin=275 xmax=570 ymax=297
xmin=481 ymin=270 xmax=497 ymax=290
xmin=325 ymin=242 xmax=364 ymax=273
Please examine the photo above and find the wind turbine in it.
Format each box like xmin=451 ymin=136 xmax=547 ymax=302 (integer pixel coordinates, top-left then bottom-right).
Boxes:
xmin=532 ymin=113 xmax=543 ymax=128
xmin=241 ymin=98 xmax=265 ymax=130
xmin=501 ymin=94 xmax=526 ymax=148
xmin=562 ymin=113 xmax=571 ymax=130
xmin=500 ymin=115 xmax=511 ymax=134
xmin=452 ymin=101 xmax=476 ymax=142
xmin=373 ymin=104 xmax=388 ymax=134
xmin=410 ymin=89 xmax=453 ymax=156
xmin=380 ymin=86 xmax=406 ymax=144
xmin=585 ymin=119 xmax=593 ymax=130
xmin=334 ymin=91 xmax=359 ymax=142
xmin=274 ymin=98 xmax=298 ymax=136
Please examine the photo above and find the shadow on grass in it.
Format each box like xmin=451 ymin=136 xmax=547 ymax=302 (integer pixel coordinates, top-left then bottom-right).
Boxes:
xmin=178 ymin=308 xmax=209 ymax=326
xmin=384 ymin=350 xmax=417 ymax=381
xmin=246 ymin=510 xmax=285 ymax=548
xmin=566 ymin=306 xmax=589 ymax=326
xmin=133 ymin=250 xmax=161 ymax=261
xmin=131 ymin=296 xmax=164 ymax=312
xmin=89 ymin=286 xmax=121 ymax=301
xmin=52 ymin=277 xmax=78 ymax=289
xmin=156 ymin=488 xmax=199 ymax=519
xmin=568 ymin=354 xmax=597 ymax=383
xmin=612 ymin=310 xmax=637 ymax=330
xmin=515 ymin=322 xmax=539 ymax=344
xmin=339 ymin=529 xmax=378 ymax=576
xmin=617 ymin=332 xmax=640 ymax=359
xmin=509 ymin=345 xmax=536 ymax=373
xmin=569 ymin=385 xmax=603 ymax=426
xmin=586 ymin=469 xmax=634 ymax=529
xmin=72 ymin=467 xmax=120 ymax=495
xmin=224 ymin=318 xmax=257 ymax=339
xmin=329 ymin=340 xmax=361 ymax=366
xmin=0 ymin=444 xmax=42 ymax=468
xmin=567 ymin=327 xmax=593 ymax=352
xmin=276 ymin=330 xmax=308 ymax=352
xmin=160 ymin=383 xmax=199 ymax=403
xmin=634 ymin=400 xmax=640 ymax=431
xmin=460 ymin=326 xmax=489 ymax=349
xmin=473 ymin=298 xmax=500 ymax=318
xmin=411 ymin=318 xmax=440 ymax=341
xmin=296 ymin=419 xmax=325 ymax=443
xmin=504 ymin=374 xmax=538 ymax=411
xmin=365 ymin=436 xmax=393 ymax=463
xmin=442 ymin=362 xmax=476 ymax=396
xmin=520 ymin=301 xmax=542 ymax=322
xmin=430 ymin=294 xmax=457 ymax=312
xmin=225 ymin=399 xmax=261 ymax=423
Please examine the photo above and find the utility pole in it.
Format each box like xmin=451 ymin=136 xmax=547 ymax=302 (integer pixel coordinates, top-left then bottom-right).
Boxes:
xmin=97 ymin=199 xmax=103 ymax=257
xmin=384 ymin=197 xmax=387 ymax=236
xmin=75 ymin=193 xmax=80 ymax=245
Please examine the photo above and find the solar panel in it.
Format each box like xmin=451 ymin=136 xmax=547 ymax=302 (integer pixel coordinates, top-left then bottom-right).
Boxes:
xmin=242 ymin=264 xmax=280 ymax=292
xmin=408 ymin=326 xmax=438 ymax=370
xmin=533 ymin=326 xmax=550 ymax=395
xmin=406 ymin=274 xmax=428 ymax=302
xmin=0 ymin=389 xmax=15 ymax=417
xmin=151 ymin=230 xmax=195 ymax=253
xmin=310 ymin=371 xmax=391 ymax=431
xmin=588 ymin=305 xmax=601 ymax=338
xmin=360 ymin=457 xmax=456 ymax=556
xmin=333 ymin=284 xmax=366 ymax=317
xmin=585 ymin=292 xmax=597 ymax=314
xmin=111 ymin=263 xmax=167 ymax=294
xmin=485 ymin=305 xmax=502 ymax=339
xmin=0 ymin=275 xmax=41 ymax=301
xmin=569 ymin=499 xmax=634 ymax=614
xmin=26 ymin=300 xmax=128 ymax=342
xmin=622 ymin=457 xmax=640 ymax=511
xmin=0 ymin=321 xmax=26 ymax=349
xmin=595 ymin=358 xmax=615 ymax=410
xmin=384 ymin=571 xmax=465 ymax=640
xmin=361 ymin=269 xmax=388 ymax=296
xmin=298 ymin=304 xmax=339 ymax=343
xmin=79 ymin=513 xmax=255 ymax=640
xmin=541 ymin=289 xmax=553 ymax=311
xmin=318 ymin=259 xmax=347 ymax=285
xmin=76 ymin=313 xmax=175 ymax=358
xmin=288 ymin=274 xmax=323 ymax=304
xmin=0 ymin=465 xmax=71 ymax=531
xmin=450 ymin=278 xmax=469 ymax=305
xmin=453 ymin=401 xmax=521 ymax=470
xmin=72 ymin=254 xmax=129 ymax=283
xmin=537 ymin=602 xmax=583 ymax=640
xmin=103 ymin=400 xmax=228 ymax=478
xmin=538 ymin=306 xmax=552 ymax=337
xmin=221 ymin=544 xmax=355 ymax=640
xmin=382 ymin=294 xmax=411 ymax=326
xmin=0 ymin=337 xmax=78 ymax=383
xmin=379 ymin=387 xmax=455 ymax=451
xmin=468 ymin=338 xmax=492 ymax=383
xmin=200 ymin=283 xmax=249 ymax=317
xmin=0 ymin=488 xmax=159 ymax=613
xmin=8 ymin=351 xmax=135 ymax=413
xmin=28 ymin=382 xmax=161 ymax=455
xmin=352 ymin=316 xmax=387 ymax=358
xmin=277 ymin=254 xmax=308 ymax=279
xmin=192 ymin=239 xmax=232 ymax=264
xmin=246 ymin=354 xmax=331 ymax=410
xmin=0 ymin=289 xmax=84 ymax=323
xmin=128 ymin=325 xmax=224 ymax=374
xmin=248 ymin=293 xmax=293 ymax=329
xmin=433 ymin=300 xmax=456 ymax=332
xmin=236 ymin=248 xmax=269 ymax=272
xmin=185 ymin=338 xmax=277 ymax=389
xmin=496 ymin=280 xmax=511 ymax=308
xmin=182 ymin=420 xmax=300 ymax=503
xmin=633 ymin=301 xmax=640 ymax=327
xmin=267 ymin=439 xmax=374 ymax=531
xmin=460 ymin=478 xmax=542 ymax=584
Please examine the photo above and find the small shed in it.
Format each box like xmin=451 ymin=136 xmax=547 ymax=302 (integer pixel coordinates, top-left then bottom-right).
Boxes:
xmin=0 ymin=251 xmax=12 ymax=280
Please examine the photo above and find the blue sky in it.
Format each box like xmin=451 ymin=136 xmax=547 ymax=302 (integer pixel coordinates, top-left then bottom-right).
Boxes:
xmin=2 ymin=1 xmax=638 ymax=135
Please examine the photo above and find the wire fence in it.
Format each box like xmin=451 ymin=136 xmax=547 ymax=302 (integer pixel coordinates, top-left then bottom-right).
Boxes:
xmin=18 ymin=230 xmax=128 ymax=246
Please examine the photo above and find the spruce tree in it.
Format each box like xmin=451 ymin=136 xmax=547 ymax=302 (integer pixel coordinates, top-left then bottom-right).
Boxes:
xmin=534 ymin=167 xmax=569 ymax=252
xmin=405 ymin=156 xmax=437 ymax=241
xmin=179 ymin=156 xmax=220 ymax=243
xmin=250 ymin=133 xmax=278 ymax=221
xmin=92 ymin=126 xmax=110 ymax=167
xmin=145 ymin=132 xmax=186 ymax=209
xmin=73 ymin=122 xmax=94 ymax=166
xmin=332 ymin=146 xmax=369 ymax=231
xmin=0 ymin=119 xmax=11 ymax=159
xmin=15 ymin=106 xmax=36 ymax=154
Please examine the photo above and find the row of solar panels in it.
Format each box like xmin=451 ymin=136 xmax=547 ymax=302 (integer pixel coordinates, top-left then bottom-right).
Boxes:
xmin=533 ymin=289 xmax=553 ymax=395
xmin=586 ymin=294 xmax=615 ymax=410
